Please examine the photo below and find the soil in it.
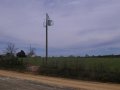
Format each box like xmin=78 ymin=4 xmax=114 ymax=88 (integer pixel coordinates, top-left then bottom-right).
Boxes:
xmin=0 ymin=76 xmax=75 ymax=90
xmin=0 ymin=70 xmax=120 ymax=90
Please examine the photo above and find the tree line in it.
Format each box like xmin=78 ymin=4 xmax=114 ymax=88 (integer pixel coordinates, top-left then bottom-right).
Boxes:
xmin=0 ymin=43 xmax=36 ymax=58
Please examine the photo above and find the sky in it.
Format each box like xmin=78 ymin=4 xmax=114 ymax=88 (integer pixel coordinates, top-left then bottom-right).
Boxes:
xmin=0 ymin=0 xmax=120 ymax=56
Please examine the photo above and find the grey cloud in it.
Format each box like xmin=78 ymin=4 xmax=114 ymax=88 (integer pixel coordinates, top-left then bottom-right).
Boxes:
xmin=0 ymin=0 xmax=120 ymax=55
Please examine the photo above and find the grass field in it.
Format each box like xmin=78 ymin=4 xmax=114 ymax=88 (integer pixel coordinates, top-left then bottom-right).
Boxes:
xmin=0 ymin=56 xmax=120 ymax=82
xmin=23 ymin=57 xmax=120 ymax=71
xmin=22 ymin=57 xmax=120 ymax=83
xmin=0 ymin=56 xmax=120 ymax=83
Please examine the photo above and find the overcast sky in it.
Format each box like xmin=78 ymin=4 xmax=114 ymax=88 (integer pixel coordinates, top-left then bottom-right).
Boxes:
xmin=0 ymin=0 xmax=120 ymax=56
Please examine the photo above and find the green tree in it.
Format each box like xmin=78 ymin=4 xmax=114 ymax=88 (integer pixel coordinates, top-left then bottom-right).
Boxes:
xmin=17 ymin=50 xmax=26 ymax=58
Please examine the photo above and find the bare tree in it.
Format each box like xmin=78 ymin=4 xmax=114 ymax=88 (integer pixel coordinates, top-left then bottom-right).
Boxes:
xmin=28 ymin=45 xmax=36 ymax=57
xmin=4 ymin=43 xmax=17 ymax=56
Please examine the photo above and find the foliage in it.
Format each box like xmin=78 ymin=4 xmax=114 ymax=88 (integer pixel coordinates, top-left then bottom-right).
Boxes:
xmin=0 ymin=56 xmax=26 ymax=71
xmin=17 ymin=50 xmax=26 ymax=58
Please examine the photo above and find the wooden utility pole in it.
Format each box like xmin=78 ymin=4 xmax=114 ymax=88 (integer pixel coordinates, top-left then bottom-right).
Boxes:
xmin=45 ymin=13 xmax=48 ymax=63
xmin=45 ymin=13 xmax=53 ymax=63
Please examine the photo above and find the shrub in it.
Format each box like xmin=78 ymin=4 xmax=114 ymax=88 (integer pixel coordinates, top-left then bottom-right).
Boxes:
xmin=17 ymin=50 xmax=26 ymax=58
xmin=0 ymin=56 xmax=26 ymax=71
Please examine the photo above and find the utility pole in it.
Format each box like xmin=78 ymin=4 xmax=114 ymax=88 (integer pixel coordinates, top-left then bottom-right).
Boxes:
xmin=44 ymin=13 xmax=53 ymax=63
xmin=45 ymin=13 xmax=48 ymax=63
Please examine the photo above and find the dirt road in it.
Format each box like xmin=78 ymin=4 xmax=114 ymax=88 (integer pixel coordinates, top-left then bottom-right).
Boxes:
xmin=0 ymin=76 xmax=74 ymax=90
xmin=0 ymin=70 xmax=120 ymax=90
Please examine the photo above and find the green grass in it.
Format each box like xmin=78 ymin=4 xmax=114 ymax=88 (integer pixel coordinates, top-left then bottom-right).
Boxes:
xmin=22 ymin=57 xmax=120 ymax=71
xmin=21 ymin=57 xmax=44 ymax=66
xmin=21 ymin=57 xmax=120 ymax=72
xmin=21 ymin=57 xmax=120 ymax=82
